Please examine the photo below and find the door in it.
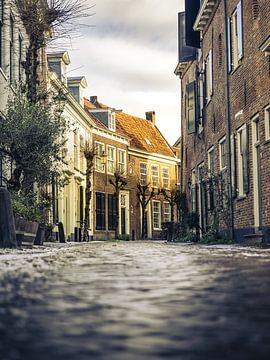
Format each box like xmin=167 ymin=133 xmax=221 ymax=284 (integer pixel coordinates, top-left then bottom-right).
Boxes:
xmin=121 ymin=207 xmax=126 ymax=235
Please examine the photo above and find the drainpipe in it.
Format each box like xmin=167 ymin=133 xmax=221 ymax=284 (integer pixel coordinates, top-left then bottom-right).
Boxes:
xmin=223 ymin=0 xmax=235 ymax=240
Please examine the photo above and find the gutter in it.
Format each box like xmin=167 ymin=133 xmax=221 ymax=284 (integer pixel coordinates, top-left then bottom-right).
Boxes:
xmin=223 ymin=0 xmax=235 ymax=240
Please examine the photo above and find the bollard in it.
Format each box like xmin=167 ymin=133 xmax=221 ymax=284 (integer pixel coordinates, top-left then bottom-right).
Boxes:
xmin=0 ymin=188 xmax=17 ymax=248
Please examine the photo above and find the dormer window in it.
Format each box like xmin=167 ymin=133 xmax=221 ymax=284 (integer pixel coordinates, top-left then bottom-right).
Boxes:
xmin=108 ymin=112 xmax=116 ymax=131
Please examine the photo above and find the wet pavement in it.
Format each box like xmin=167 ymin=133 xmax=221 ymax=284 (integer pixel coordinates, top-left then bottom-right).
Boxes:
xmin=1 ymin=241 xmax=270 ymax=360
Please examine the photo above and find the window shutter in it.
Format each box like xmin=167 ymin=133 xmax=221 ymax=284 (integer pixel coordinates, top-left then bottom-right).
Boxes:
xmin=186 ymin=81 xmax=197 ymax=134
xmin=185 ymin=0 xmax=201 ymax=48
xmin=96 ymin=193 xmax=102 ymax=230
xmin=178 ymin=12 xmax=197 ymax=62
xmin=237 ymin=1 xmax=243 ymax=60
xmin=101 ymin=193 xmax=106 ymax=230
xmin=242 ymin=126 xmax=249 ymax=193
xmin=227 ymin=17 xmax=232 ymax=72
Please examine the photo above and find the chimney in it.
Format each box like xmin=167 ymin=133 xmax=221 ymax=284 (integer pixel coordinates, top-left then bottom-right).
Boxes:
xmin=146 ymin=111 xmax=155 ymax=125
xmin=90 ymin=96 xmax=98 ymax=105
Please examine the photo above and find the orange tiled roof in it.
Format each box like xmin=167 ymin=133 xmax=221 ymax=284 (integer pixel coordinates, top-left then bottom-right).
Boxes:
xmin=116 ymin=112 xmax=175 ymax=158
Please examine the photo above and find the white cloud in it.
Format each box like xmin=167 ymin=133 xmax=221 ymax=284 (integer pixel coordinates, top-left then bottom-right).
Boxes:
xmin=64 ymin=0 xmax=185 ymax=145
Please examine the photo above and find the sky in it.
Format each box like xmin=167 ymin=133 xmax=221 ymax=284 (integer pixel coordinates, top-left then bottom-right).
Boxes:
xmin=65 ymin=0 xmax=185 ymax=145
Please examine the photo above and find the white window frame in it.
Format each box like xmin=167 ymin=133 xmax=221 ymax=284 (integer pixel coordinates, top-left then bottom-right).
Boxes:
xmin=140 ymin=162 xmax=147 ymax=185
xmin=108 ymin=112 xmax=116 ymax=132
xmin=236 ymin=124 xmax=246 ymax=196
xmin=207 ymin=146 xmax=215 ymax=175
xmin=118 ymin=149 xmax=126 ymax=175
xmin=151 ymin=164 xmax=159 ymax=188
xmin=79 ymin=135 xmax=84 ymax=173
xmin=264 ymin=105 xmax=270 ymax=141
xmin=206 ymin=49 xmax=213 ymax=101
xmin=95 ymin=141 xmax=105 ymax=173
xmin=152 ymin=200 xmax=161 ymax=230
xmin=219 ymin=137 xmax=227 ymax=171
xmin=229 ymin=1 xmax=243 ymax=71
xmin=107 ymin=145 xmax=116 ymax=175
xmin=163 ymin=202 xmax=171 ymax=223
xmin=162 ymin=166 xmax=170 ymax=189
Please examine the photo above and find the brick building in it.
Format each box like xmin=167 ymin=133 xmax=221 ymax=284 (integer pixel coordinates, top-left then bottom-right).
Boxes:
xmin=85 ymin=97 xmax=180 ymax=240
xmin=175 ymin=0 xmax=270 ymax=241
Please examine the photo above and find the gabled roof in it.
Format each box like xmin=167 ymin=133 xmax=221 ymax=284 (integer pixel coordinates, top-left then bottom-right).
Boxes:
xmin=84 ymin=97 xmax=176 ymax=158
xmin=116 ymin=112 xmax=175 ymax=158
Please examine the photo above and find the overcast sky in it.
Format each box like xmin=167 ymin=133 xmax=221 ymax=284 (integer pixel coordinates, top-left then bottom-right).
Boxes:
xmin=66 ymin=0 xmax=185 ymax=145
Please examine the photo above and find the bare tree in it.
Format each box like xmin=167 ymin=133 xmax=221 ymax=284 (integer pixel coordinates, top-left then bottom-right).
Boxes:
xmin=109 ymin=171 xmax=127 ymax=240
xmin=82 ymin=141 xmax=95 ymax=241
xmin=137 ymin=182 xmax=159 ymax=240
xmin=15 ymin=0 xmax=95 ymax=102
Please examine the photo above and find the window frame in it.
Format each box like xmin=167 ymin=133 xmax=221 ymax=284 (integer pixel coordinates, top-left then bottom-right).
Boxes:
xmin=73 ymin=131 xmax=79 ymax=170
xmin=264 ymin=105 xmax=270 ymax=141
xmin=107 ymin=145 xmax=116 ymax=175
xmin=108 ymin=112 xmax=116 ymax=132
xmin=95 ymin=141 xmax=105 ymax=173
xmin=228 ymin=1 xmax=243 ymax=72
xmin=163 ymin=202 xmax=171 ymax=223
xmin=118 ymin=149 xmax=126 ymax=175
xmin=162 ymin=166 xmax=170 ymax=189
xmin=236 ymin=124 xmax=248 ymax=196
xmin=207 ymin=146 xmax=215 ymax=175
xmin=140 ymin=162 xmax=147 ymax=185
xmin=151 ymin=164 xmax=159 ymax=188
xmin=219 ymin=137 xmax=227 ymax=171
xmin=152 ymin=200 xmax=161 ymax=230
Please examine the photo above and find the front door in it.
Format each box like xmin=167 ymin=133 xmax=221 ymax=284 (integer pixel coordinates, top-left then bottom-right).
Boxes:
xmin=121 ymin=207 xmax=126 ymax=235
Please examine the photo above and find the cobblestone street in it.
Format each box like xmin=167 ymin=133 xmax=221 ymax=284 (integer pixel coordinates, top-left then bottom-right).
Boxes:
xmin=1 ymin=241 xmax=270 ymax=360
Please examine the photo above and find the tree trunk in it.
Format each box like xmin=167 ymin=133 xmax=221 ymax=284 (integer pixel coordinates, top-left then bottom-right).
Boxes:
xmin=83 ymin=160 xmax=92 ymax=241
xmin=141 ymin=206 xmax=147 ymax=239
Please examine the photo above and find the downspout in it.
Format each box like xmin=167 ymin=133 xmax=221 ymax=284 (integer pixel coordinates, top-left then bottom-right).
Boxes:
xmin=223 ymin=0 xmax=235 ymax=240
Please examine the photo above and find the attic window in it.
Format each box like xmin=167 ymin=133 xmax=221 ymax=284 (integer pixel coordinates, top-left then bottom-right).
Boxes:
xmin=108 ymin=113 xmax=115 ymax=132
xmin=145 ymin=138 xmax=151 ymax=145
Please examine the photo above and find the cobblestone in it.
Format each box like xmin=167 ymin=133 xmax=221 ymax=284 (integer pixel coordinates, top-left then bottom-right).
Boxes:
xmin=1 ymin=241 xmax=270 ymax=359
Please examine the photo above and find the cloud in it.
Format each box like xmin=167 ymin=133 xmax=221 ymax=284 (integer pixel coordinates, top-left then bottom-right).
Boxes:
xmin=63 ymin=0 xmax=185 ymax=145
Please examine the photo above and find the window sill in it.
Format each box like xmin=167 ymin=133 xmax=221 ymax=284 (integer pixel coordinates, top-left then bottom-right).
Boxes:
xmin=230 ymin=60 xmax=242 ymax=75
xmin=263 ymin=138 xmax=270 ymax=145
xmin=153 ymin=228 xmax=162 ymax=231
xmin=237 ymin=194 xmax=247 ymax=201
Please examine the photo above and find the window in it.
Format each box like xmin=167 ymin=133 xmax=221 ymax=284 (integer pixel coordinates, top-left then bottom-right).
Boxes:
xmin=208 ymin=147 xmax=215 ymax=174
xmin=118 ymin=149 xmax=126 ymax=175
xmin=0 ymin=0 xmax=4 ymax=68
xmin=205 ymin=49 xmax=213 ymax=100
xmin=191 ymin=169 xmax=197 ymax=212
xmin=9 ymin=14 xmax=14 ymax=82
xmin=96 ymin=192 xmax=105 ymax=230
xmin=108 ymin=194 xmax=117 ymax=231
xmin=140 ymin=163 xmax=147 ymax=185
xmin=163 ymin=202 xmax=171 ymax=223
xmin=162 ymin=167 xmax=169 ymax=189
xmin=186 ymin=81 xmax=197 ymax=134
xmin=107 ymin=146 xmax=116 ymax=174
xmin=227 ymin=1 xmax=243 ymax=72
xmin=265 ymin=105 xmax=270 ymax=140
xmin=151 ymin=165 xmax=159 ymax=187
xmin=95 ymin=141 xmax=105 ymax=172
xmin=152 ymin=201 xmax=161 ymax=230
xmin=219 ymin=137 xmax=227 ymax=170
xmin=74 ymin=132 xmax=79 ymax=169
xmin=237 ymin=124 xmax=249 ymax=196
xmin=108 ymin=112 xmax=115 ymax=131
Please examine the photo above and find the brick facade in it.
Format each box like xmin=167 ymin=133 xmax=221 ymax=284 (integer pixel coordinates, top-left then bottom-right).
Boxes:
xmin=177 ymin=0 xmax=270 ymax=241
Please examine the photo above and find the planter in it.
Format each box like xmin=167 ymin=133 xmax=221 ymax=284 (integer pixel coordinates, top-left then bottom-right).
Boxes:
xmin=15 ymin=217 xmax=39 ymax=246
